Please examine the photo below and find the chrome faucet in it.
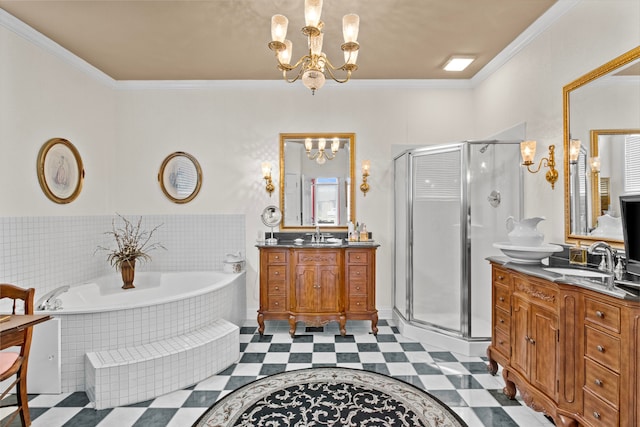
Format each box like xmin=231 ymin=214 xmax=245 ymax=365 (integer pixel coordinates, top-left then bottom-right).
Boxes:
xmin=36 ymin=285 xmax=70 ymax=310
xmin=588 ymin=241 xmax=617 ymax=274
xmin=314 ymin=224 xmax=321 ymax=243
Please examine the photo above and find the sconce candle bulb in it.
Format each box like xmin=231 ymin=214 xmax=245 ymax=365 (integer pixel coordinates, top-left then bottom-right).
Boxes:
xmin=360 ymin=160 xmax=370 ymax=196
xmin=520 ymin=140 xmax=558 ymax=189
xmin=569 ymin=139 xmax=582 ymax=163
xmin=262 ymin=162 xmax=275 ymax=196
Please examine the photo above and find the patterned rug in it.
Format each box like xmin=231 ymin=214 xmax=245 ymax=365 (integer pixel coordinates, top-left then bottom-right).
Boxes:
xmin=194 ymin=367 xmax=468 ymax=427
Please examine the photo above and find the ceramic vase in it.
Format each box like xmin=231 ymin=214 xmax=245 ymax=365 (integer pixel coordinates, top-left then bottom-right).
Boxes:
xmin=120 ymin=258 xmax=136 ymax=289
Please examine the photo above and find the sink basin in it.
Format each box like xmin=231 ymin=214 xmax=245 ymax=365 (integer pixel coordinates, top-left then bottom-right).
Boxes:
xmin=543 ymin=267 xmax=611 ymax=279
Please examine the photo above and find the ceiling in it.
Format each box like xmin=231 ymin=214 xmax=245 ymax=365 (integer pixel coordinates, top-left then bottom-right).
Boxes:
xmin=0 ymin=0 xmax=558 ymax=81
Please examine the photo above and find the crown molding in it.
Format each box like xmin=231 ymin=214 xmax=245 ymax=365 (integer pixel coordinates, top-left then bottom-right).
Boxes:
xmin=471 ymin=0 xmax=581 ymax=85
xmin=0 ymin=8 xmax=117 ymax=88
xmin=2 ymin=1 xmax=580 ymax=91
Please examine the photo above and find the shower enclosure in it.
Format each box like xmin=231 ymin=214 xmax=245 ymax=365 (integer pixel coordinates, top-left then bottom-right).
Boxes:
xmin=393 ymin=141 xmax=522 ymax=343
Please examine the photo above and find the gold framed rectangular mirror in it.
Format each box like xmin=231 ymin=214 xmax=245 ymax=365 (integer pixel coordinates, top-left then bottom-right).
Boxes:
xmin=279 ymin=133 xmax=356 ymax=230
xmin=563 ymin=45 xmax=640 ymax=248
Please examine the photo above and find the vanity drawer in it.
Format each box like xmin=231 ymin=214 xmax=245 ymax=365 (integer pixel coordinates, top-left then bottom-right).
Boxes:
xmin=494 ymin=307 xmax=510 ymax=333
xmin=585 ymin=298 xmax=620 ymax=333
xmin=494 ymin=283 xmax=511 ymax=312
xmin=267 ymin=250 xmax=288 ymax=264
xmin=583 ymin=389 xmax=619 ymax=427
xmin=267 ymin=295 xmax=287 ymax=312
xmin=493 ymin=267 xmax=511 ymax=286
xmin=585 ymin=326 xmax=620 ymax=373
xmin=346 ymin=250 xmax=369 ymax=264
xmin=295 ymin=250 xmax=339 ymax=266
xmin=268 ymin=266 xmax=287 ymax=281
xmin=348 ymin=281 xmax=367 ymax=296
xmin=513 ymin=276 xmax=558 ymax=310
xmin=348 ymin=265 xmax=368 ymax=281
xmin=584 ymin=358 xmax=619 ymax=408
xmin=493 ymin=327 xmax=510 ymax=357
xmin=347 ymin=296 xmax=368 ymax=312
xmin=267 ymin=281 xmax=286 ymax=295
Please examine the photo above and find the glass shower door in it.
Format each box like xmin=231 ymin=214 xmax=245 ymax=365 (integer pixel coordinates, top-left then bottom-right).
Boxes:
xmin=411 ymin=145 xmax=463 ymax=332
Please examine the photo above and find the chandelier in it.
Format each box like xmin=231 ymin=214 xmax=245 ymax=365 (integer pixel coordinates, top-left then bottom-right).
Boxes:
xmin=305 ymin=137 xmax=339 ymax=164
xmin=268 ymin=0 xmax=360 ymax=94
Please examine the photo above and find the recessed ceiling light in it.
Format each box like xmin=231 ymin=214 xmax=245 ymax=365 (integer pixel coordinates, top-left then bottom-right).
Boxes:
xmin=443 ymin=56 xmax=476 ymax=72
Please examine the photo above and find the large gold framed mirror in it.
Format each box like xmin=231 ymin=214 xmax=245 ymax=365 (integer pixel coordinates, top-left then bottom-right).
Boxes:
xmin=279 ymin=133 xmax=356 ymax=230
xmin=563 ymin=45 xmax=640 ymax=248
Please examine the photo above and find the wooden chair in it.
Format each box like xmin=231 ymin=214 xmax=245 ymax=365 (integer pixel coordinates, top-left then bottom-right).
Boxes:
xmin=0 ymin=284 xmax=36 ymax=427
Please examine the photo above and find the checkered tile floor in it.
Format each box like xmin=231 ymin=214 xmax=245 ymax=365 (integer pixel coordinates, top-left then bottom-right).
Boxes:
xmin=1 ymin=320 xmax=555 ymax=427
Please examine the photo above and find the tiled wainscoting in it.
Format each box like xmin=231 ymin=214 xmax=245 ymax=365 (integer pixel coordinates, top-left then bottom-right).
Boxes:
xmin=0 ymin=214 xmax=245 ymax=300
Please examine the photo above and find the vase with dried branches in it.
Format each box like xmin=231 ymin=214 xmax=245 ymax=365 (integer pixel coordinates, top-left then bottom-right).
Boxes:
xmin=96 ymin=214 xmax=165 ymax=289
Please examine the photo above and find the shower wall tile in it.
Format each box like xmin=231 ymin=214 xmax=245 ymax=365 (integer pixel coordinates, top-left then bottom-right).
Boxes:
xmin=0 ymin=214 xmax=245 ymax=302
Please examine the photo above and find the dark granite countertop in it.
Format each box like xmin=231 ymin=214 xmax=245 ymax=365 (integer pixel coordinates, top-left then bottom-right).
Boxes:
xmin=488 ymin=256 xmax=640 ymax=301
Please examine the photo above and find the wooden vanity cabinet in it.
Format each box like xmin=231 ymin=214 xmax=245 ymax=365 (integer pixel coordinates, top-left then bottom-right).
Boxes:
xmin=258 ymin=246 xmax=378 ymax=337
xmin=487 ymin=262 xmax=640 ymax=427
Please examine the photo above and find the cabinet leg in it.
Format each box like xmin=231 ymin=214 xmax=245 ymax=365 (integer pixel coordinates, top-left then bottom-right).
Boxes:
xmin=339 ymin=315 xmax=347 ymax=337
xmin=556 ymin=414 xmax=578 ymax=427
xmin=257 ymin=313 xmax=265 ymax=335
xmin=288 ymin=315 xmax=297 ymax=338
xmin=502 ymin=369 xmax=517 ymax=399
xmin=371 ymin=313 xmax=378 ymax=336
xmin=486 ymin=347 xmax=498 ymax=375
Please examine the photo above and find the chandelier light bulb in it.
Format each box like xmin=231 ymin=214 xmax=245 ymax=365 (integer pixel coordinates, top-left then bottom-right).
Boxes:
xmin=271 ymin=15 xmax=288 ymax=42
xmin=331 ymin=137 xmax=340 ymax=153
xmin=342 ymin=14 xmax=359 ymax=43
xmin=304 ymin=0 xmax=323 ymax=28
xmin=317 ymin=138 xmax=327 ymax=152
xmin=316 ymin=155 xmax=327 ymax=165
xmin=278 ymin=40 xmax=293 ymax=65
xmin=344 ymin=49 xmax=358 ymax=65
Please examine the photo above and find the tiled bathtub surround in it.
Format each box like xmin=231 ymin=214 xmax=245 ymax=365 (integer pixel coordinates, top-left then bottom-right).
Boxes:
xmin=55 ymin=272 xmax=245 ymax=393
xmin=0 ymin=214 xmax=246 ymax=395
xmin=0 ymin=214 xmax=245 ymax=299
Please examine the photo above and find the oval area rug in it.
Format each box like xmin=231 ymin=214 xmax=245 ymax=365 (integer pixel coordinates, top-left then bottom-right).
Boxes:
xmin=194 ymin=367 xmax=467 ymax=427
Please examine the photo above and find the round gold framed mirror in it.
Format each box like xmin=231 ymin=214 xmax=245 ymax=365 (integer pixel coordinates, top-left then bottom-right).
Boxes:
xmin=158 ymin=152 xmax=202 ymax=204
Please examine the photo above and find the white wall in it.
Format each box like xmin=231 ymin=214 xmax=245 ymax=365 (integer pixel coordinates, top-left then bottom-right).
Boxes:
xmin=2 ymin=0 xmax=640 ymax=319
xmin=474 ymin=0 xmax=640 ymax=244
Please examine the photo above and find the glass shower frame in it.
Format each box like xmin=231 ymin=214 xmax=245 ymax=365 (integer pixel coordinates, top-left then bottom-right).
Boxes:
xmin=393 ymin=141 xmax=523 ymax=340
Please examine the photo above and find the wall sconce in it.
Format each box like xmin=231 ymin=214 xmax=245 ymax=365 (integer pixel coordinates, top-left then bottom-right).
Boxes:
xmin=360 ymin=160 xmax=370 ymax=196
xmin=589 ymin=156 xmax=601 ymax=174
xmin=569 ymin=139 xmax=581 ymax=164
xmin=261 ymin=162 xmax=275 ymax=196
xmin=520 ymin=140 xmax=558 ymax=189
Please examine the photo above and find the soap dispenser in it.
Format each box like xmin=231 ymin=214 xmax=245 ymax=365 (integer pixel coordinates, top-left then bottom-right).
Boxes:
xmin=569 ymin=241 xmax=587 ymax=266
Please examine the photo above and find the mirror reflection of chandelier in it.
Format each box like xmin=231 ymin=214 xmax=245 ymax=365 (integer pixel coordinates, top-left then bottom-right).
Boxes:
xmin=268 ymin=0 xmax=360 ymax=95
xmin=305 ymin=137 xmax=339 ymax=164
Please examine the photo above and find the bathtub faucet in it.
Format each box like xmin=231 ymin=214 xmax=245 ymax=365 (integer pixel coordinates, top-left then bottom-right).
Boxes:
xmin=36 ymin=285 xmax=70 ymax=310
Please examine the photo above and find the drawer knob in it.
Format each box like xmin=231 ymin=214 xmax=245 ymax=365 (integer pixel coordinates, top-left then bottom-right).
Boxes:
xmin=597 ymin=345 xmax=605 ymax=353
xmin=499 ymin=319 xmax=504 ymax=323
xmin=356 ymin=286 xmax=361 ymax=290
xmin=499 ymin=297 xmax=505 ymax=302
xmin=275 ymin=271 xmax=279 ymax=275
xmin=594 ymin=378 xmax=603 ymax=387
xmin=498 ymin=275 xmax=505 ymax=280
xmin=357 ymin=302 xmax=361 ymax=306
xmin=356 ymin=271 xmax=361 ymax=275
xmin=593 ymin=411 xmax=601 ymax=420
xmin=275 ymin=286 xmax=279 ymax=290
xmin=498 ymin=340 xmax=504 ymax=345
xmin=356 ymin=255 xmax=361 ymax=259
xmin=274 ymin=302 xmax=279 ymax=306
xmin=596 ymin=310 xmax=605 ymax=318
xmin=275 ymin=256 xmax=279 ymax=259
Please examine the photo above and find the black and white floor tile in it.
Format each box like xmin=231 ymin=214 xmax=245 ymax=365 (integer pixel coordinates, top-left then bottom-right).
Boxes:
xmin=1 ymin=320 xmax=555 ymax=427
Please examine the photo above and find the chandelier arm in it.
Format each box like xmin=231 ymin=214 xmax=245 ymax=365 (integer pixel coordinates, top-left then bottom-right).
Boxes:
xmin=283 ymin=67 xmax=305 ymax=84
xmin=324 ymin=65 xmax=352 ymax=84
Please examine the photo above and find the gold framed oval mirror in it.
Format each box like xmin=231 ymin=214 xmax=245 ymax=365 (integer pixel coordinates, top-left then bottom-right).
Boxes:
xmin=158 ymin=151 xmax=202 ymax=204
xmin=563 ymin=45 xmax=640 ymax=248
xmin=279 ymin=133 xmax=356 ymax=230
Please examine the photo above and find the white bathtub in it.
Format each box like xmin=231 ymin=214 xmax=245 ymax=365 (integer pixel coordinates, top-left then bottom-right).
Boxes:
xmin=48 ymin=271 xmax=242 ymax=313
xmin=36 ymin=270 xmax=246 ymax=393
